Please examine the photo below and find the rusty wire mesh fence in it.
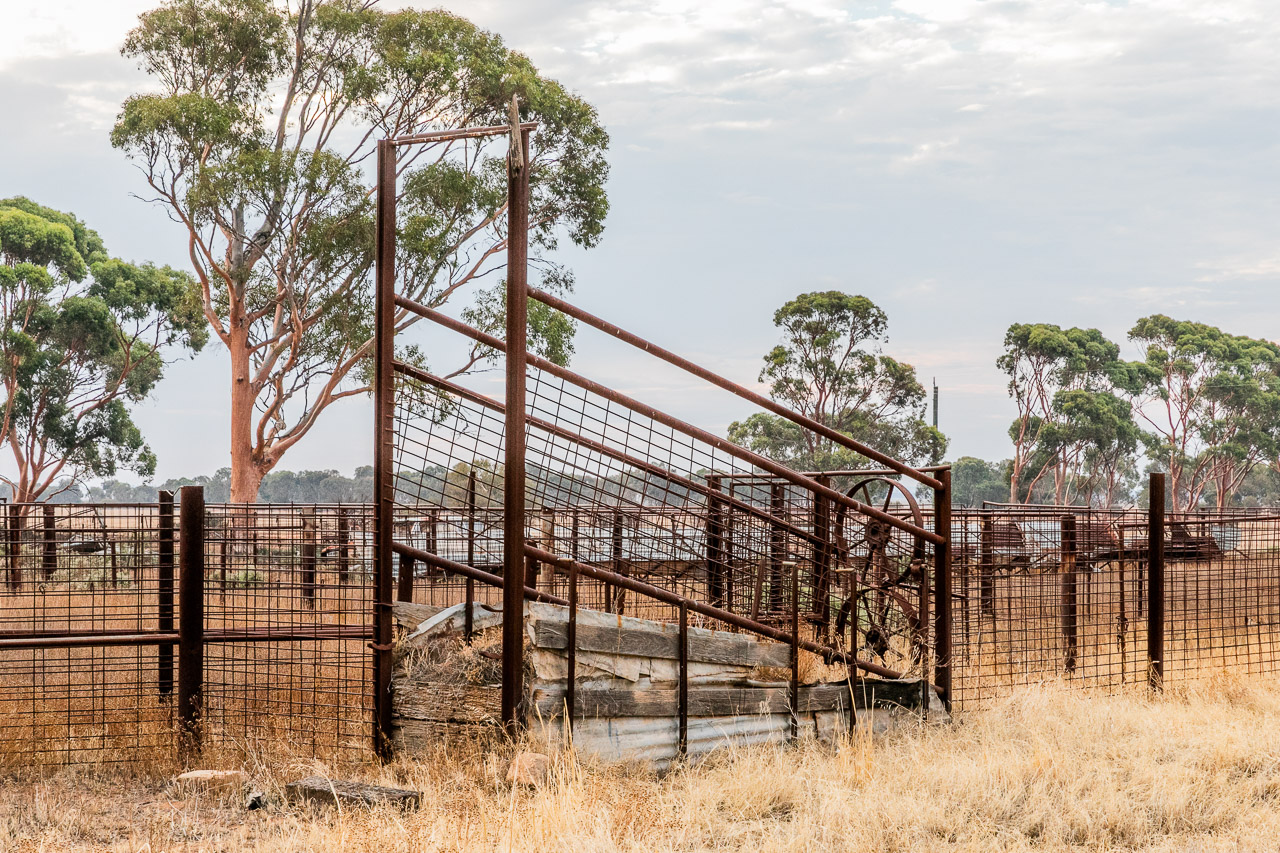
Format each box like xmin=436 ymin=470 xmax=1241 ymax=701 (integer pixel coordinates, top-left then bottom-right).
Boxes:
xmin=948 ymin=506 xmax=1280 ymax=706
xmin=0 ymin=501 xmax=372 ymax=769
xmin=391 ymin=365 xmax=944 ymax=685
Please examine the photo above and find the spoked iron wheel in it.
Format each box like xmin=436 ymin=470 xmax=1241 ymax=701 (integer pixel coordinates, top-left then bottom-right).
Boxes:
xmin=831 ymin=477 xmax=930 ymax=673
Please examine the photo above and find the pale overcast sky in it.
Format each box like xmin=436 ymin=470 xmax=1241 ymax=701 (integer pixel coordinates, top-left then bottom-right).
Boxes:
xmin=1 ymin=0 xmax=1277 ymax=481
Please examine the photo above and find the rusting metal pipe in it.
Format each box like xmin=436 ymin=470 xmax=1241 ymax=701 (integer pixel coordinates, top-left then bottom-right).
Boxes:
xmin=392 ymin=296 xmax=943 ymax=546
xmin=372 ymin=137 xmax=398 ymax=760
xmin=502 ymin=122 xmax=532 ymax=733
xmin=392 ymin=362 xmax=827 ymax=547
xmin=527 ymin=287 xmax=943 ymax=491
xmin=522 ymin=543 xmax=913 ymax=681
xmin=392 ymin=540 xmax=567 ymax=606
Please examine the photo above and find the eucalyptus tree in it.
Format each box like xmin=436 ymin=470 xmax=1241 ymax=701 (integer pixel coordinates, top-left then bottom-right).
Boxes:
xmin=112 ymin=0 xmax=609 ymax=501
xmin=0 ymin=197 xmax=205 ymax=502
xmin=728 ymin=291 xmax=946 ymax=471
xmin=1128 ymin=315 xmax=1280 ymax=510
xmin=998 ymin=323 xmax=1140 ymax=504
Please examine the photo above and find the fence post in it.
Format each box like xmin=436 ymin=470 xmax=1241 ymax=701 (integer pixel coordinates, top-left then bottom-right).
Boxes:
xmin=567 ymin=560 xmax=578 ymax=736
xmin=465 ymin=469 xmax=476 ymax=642
xmin=8 ymin=504 xmax=21 ymax=592
xmin=372 ymin=137 xmax=398 ymax=759
xmin=979 ymin=514 xmax=995 ymax=617
xmin=789 ymin=558 xmax=800 ymax=741
xmin=42 ymin=505 xmax=57 ymax=581
xmin=178 ymin=485 xmax=205 ymax=760
xmin=500 ymin=121 xmax=532 ymax=733
xmin=768 ymin=483 xmax=786 ymax=614
xmin=158 ymin=491 xmax=175 ymax=698
xmin=610 ymin=510 xmax=625 ymax=614
xmin=1060 ymin=514 xmax=1078 ymax=675
xmin=933 ymin=468 xmax=953 ymax=711
xmin=813 ymin=474 xmax=832 ymax=637
xmin=1148 ymin=472 xmax=1165 ymax=691
xmin=705 ymin=474 xmax=725 ymax=609
xmin=337 ymin=508 xmax=350 ymax=584
xmin=397 ymin=549 xmax=415 ymax=603
xmin=301 ymin=509 xmax=317 ymax=608
xmin=678 ymin=599 xmax=689 ymax=755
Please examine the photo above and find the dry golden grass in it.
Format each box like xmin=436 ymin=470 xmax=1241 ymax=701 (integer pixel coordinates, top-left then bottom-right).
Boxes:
xmin=4 ymin=675 xmax=1280 ymax=851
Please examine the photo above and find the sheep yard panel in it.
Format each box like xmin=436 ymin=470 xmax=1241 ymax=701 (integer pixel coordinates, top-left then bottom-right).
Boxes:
xmin=0 ymin=500 xmax=373 ymax=769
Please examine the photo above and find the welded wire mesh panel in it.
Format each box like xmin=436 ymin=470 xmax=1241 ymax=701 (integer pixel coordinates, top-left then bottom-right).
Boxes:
xmin=948 ymin=508 xmax=1147 ymax=706
xmin=0 ymin=503 xmax=176 ymax=768
xmin=201 ymin=504 xmax=372 ymax=760
xmin=389 ymin=363 xmax=941 ymax=681
xmin=1164 ymin=513 xmax=1280 ymax=680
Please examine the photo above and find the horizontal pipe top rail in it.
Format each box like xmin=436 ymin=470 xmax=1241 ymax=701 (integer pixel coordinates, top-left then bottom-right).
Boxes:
xmin=392 ymin=361 xmax=828 ymax=548
xmin=393 ymin=294 xmax=943 ymax=546
xmin=526 ymin=287 xmax=944 ymax=492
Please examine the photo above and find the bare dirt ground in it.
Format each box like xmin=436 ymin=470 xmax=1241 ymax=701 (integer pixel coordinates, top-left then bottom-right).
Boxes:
xmin=4 ymin=675 xmax=1280 ymax=852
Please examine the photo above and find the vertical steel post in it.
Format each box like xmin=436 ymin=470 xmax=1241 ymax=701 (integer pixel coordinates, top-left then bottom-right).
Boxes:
xmin=611 ymin=510 xmax=625 ymax=614
xmin=41 ymin=504 xmax=56 ymax=581
xmin=1061 ymin=514 xmax=1078 ymax=675
xmin=705 ymin=474 xmax=725 ymax=608
xmin=7 ymin=504 xmax=21 ymax=592
xmin=567 ymin=560 xmax=578 ymax=736
xmin=813 ymin=474 xmax=832 ymax=634
xmin=372 ymin=137 xmax=398 ymax=759
xmin=501 ymin=121 xmax=531 ymax=733
xmin=178 ymin=485 xmax=205 ymax=759
xmin=789 ymin=558 xmax=800 ymax=741
xmin=979 ymin=514 xmax=995 ymax=617
xmin=933 ymin=468 xmax=953 ymax=711
xmin=396 ymin=551 xmax=415 ymax=602
xmin=465 ymin=469 xmax=476 ymax=643
xmin=678 ymin=599 xmax=689 ymax=755
xmin=1148 ymin=472 xmax=1166 ymax=691
xmin=337 ymin=508 xmax=350 ymax=584
xmin=301 ymin=510 xmax=317 ymax=608
xmin=768 ymin=483 xmax=786 ymax=614
xmin=158 ymin=490 xmax=175 ymax=698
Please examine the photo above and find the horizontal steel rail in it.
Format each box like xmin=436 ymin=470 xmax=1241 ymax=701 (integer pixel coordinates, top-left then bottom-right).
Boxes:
xmin=392 ymin=541 xmax=568 ymax=606
xmin=527 ymin=287 xmax=944 ymax=491
xmin=393 ymin=294 xmax=944 ymax=546
xmin=393 ymin=361 xmax=827 ymax=548
xmin=0 ymin=626 xmax=373 ymax=651
xmin=523 ymin=543 xmax=912 ymax=681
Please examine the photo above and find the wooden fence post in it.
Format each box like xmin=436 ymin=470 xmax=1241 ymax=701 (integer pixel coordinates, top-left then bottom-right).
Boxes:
xmin=178 ymin=485 xmax=205 ymax=759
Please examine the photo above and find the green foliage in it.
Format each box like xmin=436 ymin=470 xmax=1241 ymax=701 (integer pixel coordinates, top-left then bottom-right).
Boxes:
xmin=0 ymin=197 xmax=205 ymax=502
xmin=999 ymin=322 xmax=1141 ymax=506
xmin=728 ymin=291 xmax=946 ymax=470
xmin=112 ymin=0 xmax=610 ymax=499
xmin=1128 ymin=315 xmax=1280 ymax=509
xmin=950 ymin=457 xmax=1012 ymax=507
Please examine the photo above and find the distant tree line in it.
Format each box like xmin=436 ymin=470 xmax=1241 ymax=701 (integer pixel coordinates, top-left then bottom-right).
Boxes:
xmin=956 ymin=317 xmax=1280 ymax=510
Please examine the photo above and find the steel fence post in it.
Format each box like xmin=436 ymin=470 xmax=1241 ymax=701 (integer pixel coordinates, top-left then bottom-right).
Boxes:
xmin=1148 ymin=473 xmax=1166 ymax=691
xmin=1061 ymin=514 xmax=1078 ymax=675
xmin=178 ymin=485 xmax=205 ymax=760
xmin=158 ymin=490 xmax=175 ymax=698
xmin=501 ymin=117 xmax=531 ymax=733
xmin=372 ymin=137 xmax=398 ymax=759
xmin=933 ymin=468 xmax=953 ymax=711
